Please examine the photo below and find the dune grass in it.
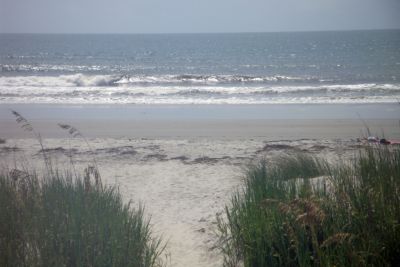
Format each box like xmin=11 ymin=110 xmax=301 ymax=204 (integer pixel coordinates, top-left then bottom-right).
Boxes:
xmin=1 ymin=110 xmax=165 ymax=267
xmin=0 ymin=168 xmax=165 ymax=267
xmin=216 ymin=147 xmax=400 ymax=267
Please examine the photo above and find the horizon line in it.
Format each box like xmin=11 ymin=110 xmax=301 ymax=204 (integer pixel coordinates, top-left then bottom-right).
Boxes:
xmin=1 ymin=27 xmax=399 ymax=35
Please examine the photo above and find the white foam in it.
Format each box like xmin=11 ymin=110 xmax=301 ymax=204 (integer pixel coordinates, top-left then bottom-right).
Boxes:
xmin=0 ymin=93 xmax=397 ymax=105
xmin=1 ymin=74 xmax=400 ymax=104
xmin=0 ymin=73 xmax=320 ymax=87
xmin=0 ymin=74 xmax=120 ymax=87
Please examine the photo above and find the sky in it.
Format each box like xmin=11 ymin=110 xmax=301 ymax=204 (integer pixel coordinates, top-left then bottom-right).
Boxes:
xmin=1 ymin=0 xmax=400 ymax=34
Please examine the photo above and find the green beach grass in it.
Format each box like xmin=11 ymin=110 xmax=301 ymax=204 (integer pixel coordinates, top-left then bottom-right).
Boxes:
xmin=216 ymin=146 xmax=400 ymax=267
xmin=0 ymin=110 xmax=165 ymax=267
xmin=0 ymin=168 xmax=165 ymax=267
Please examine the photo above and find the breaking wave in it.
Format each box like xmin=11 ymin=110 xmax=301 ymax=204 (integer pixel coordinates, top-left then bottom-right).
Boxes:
xmin=1 ymin=74 xmax=399 ymax=104
xmin=0 ymin=73 xmax=322 ymax=88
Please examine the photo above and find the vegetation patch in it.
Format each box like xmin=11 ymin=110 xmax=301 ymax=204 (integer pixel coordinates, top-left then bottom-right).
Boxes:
xmin=216 ymin=147 xmax=400 ymax=267
xmin=0 ymin=169 xmax=165 ymax=267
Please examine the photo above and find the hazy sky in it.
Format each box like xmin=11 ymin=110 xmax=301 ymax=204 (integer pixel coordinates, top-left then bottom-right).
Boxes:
xmin=1 ymin=0 xmax=399 ymax=33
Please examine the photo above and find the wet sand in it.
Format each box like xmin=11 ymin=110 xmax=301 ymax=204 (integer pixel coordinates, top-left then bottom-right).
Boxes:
xmin=1 ymin=103 xmax=399 ymax=139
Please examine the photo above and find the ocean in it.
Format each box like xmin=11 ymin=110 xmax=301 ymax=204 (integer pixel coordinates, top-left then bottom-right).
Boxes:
xmin=1 ymin=30 xmax=400 ymax=104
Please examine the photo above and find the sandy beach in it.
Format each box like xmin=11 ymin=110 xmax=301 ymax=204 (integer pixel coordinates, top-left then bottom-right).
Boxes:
xmin=1 ymin=103 xmax=399 ymax=267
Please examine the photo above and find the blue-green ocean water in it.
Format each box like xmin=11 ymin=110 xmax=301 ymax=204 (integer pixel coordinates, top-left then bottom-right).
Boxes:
xmin=1 ymin=30 xmax=399 ymax=104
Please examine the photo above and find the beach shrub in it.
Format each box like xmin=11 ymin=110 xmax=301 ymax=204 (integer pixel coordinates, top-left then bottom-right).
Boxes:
xmin=0 ymin=169 xmax=165 ymax=267
xmin=216 ymin=147 xmax=400 ymax=267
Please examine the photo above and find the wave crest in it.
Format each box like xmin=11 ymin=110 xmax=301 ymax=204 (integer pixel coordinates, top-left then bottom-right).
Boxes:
xmin=0 ymin=73 xmax=322 ymax=88
xmin=1 ymin=74 xmax=399 ymax=104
